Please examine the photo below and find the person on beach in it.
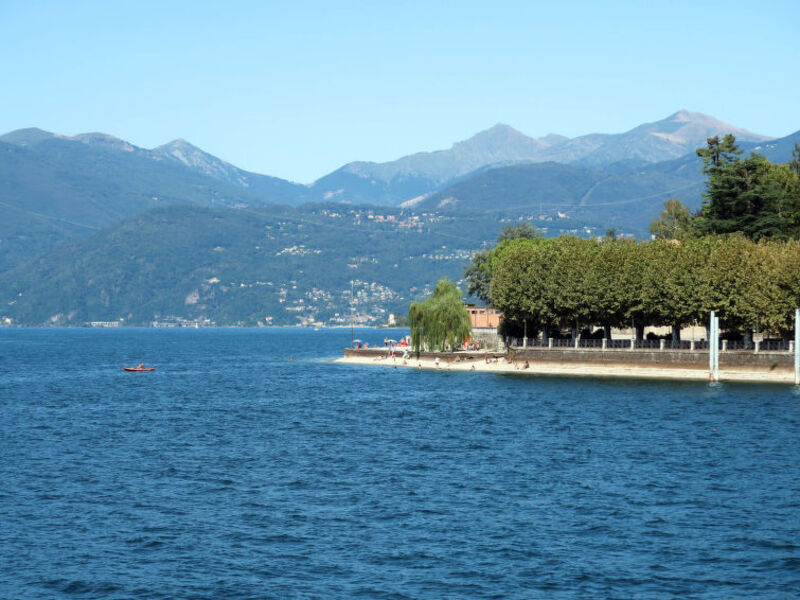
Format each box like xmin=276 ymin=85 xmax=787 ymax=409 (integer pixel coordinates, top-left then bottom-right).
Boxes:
xmin=435 ymin=357 xmax=440 ymax=368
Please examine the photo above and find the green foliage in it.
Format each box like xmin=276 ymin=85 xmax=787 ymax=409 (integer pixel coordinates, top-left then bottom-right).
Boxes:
xmin=464 ymin=249 xmax=492 ymax=304
xmin=408 ymin=278 xmax=471 ymax=352
xmin=691 ymin=135 xmax=800 ymax=241
xmin=694 ymin=154 xmax=800 ymax=240
xmin=649 ymin=198 xmax=692 ymax=240
xmin=464 ymin=224 xmax=541 ymax=304
xmin=696 ymin=134 xmax=742 ymax=174
xmin=497 ymin=223 xmax=541 ymax=241
xmin=490 ymin=235 xmax=800 ymax=338
xmin=791 ymin=143 xmax=800 ymax=176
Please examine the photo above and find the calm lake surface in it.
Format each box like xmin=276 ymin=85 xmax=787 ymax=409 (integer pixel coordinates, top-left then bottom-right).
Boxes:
xmin=1 ymin=328 xmax=799 ymax=599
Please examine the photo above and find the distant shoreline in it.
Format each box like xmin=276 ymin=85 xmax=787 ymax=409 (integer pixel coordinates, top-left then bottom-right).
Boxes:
xmin=0 ymin=324 xmax=404 ymax=330
xmin=335 ymin=351 xmax=798 ymax=385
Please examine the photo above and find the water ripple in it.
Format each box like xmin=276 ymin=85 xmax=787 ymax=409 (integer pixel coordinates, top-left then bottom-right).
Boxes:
xmin=1 ymin=328 xmax=799 ymax=598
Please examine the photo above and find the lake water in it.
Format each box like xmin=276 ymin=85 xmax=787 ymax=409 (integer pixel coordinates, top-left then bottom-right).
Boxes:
xmin=1 ymin=328 xmax=799 ymax=598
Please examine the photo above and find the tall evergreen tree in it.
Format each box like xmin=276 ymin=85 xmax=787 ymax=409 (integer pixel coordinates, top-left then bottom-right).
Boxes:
xmin=696 ymin=134 xmax=742 ymax=174
xmin=695 ymin=154 xmax=800 ymax=240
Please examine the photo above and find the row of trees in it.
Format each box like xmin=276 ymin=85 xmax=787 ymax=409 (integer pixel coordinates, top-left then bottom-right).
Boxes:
xmin=488 ymin=235 xmax=800 ymax=341
xmin=415 ymin=137 xmax=800 ymax=346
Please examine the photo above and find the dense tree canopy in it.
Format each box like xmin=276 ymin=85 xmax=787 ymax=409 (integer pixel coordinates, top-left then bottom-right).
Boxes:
xmin=649 ymin=198 xmax=692 ymax=240
xmin=464 ymin=223 xmax=540 ymax=304
xmin=489 ymin=235 xmax=800 ymax=339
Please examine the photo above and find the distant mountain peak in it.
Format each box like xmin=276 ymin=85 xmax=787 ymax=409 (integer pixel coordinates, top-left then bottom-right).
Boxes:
xmin=69 ymin=132 xmax=137 ymax=152
xmin=159 ymin=138 xmax=199 ymax=151
xmin=154 ymin=138 xmax=226 ymax=165
xmin=652 ymin=110 xmax=773 ymax=142
xmin=151 ymin=138 xmax=256 ymax=188
xmin=669 ymin=109 xmax=703 ymax=122
xmin=459 ymin=123 xmax=532 ymax=146
xmin=485 ymin=122 xmax=522 ymax=134
xmin=0 ymin=127 xmax=57 ymax=147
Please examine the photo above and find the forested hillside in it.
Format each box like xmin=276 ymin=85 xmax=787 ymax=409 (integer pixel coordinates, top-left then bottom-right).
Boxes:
xmin=0 ymin=204 xmax=533 ymax=326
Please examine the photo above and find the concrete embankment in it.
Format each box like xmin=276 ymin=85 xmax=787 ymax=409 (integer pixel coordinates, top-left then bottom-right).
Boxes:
xmin=338 ymin=347 xmax=798 ymax=384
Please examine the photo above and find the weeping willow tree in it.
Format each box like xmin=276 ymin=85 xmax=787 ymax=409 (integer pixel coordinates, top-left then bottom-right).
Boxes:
xmin=408 ymin=278 xmax=472 ymax=353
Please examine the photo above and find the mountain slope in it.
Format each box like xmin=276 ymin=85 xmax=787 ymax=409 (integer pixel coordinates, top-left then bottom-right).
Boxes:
xmin=0 ymin=134 xmax=283 ymax=274
xmin=152 ymin=139 xmax=307 ymax=205
xmin=747 ymin=128 xmax=800 ymax=163
xmin=0 ymin=203 xmax=503 ymax=326
xmin=308 ymin=124 xmax=564 ymax=205
xmin=535 ymin=110 xmax=773 ymax=167
xmin=417 ymin=154 xmax=706 ymax=234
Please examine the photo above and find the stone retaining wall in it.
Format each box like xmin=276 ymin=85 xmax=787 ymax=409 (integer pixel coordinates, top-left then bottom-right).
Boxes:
xmin=508 ymin=347 xmax=794 ymax=372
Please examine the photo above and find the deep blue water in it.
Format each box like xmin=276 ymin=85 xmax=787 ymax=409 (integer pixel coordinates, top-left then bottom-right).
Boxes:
xmin=1 ymin=328 xmax=799 ymax=599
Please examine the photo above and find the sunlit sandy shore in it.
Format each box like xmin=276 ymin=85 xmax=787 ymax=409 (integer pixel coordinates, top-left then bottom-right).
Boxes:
xmin=334 ymin=353 xmax=797 ymax=384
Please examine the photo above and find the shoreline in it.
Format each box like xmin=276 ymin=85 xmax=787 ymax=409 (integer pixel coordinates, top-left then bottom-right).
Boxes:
xmin=334 ymin=354 xmax=798 ymax=384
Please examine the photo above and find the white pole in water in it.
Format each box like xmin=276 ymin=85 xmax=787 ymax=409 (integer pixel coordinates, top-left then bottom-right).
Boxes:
xmin=795 ymin=308 xmax=799 ymax=385
xmin=714 ymin=314 xmax=720 ymax=381
xmin=709 ymin=311 xmax=715 ymax=380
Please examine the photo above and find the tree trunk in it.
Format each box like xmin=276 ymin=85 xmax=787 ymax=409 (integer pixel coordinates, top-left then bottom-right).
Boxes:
xmin=635 ymin=324 xmax=645 ymax=342
xmin=671 ymin=325 xmax=681 ymax=342
xmin=603 ymin=324 xmax=612 ymax=340
xmin=541 ymin=328 xmax=549 ymax=343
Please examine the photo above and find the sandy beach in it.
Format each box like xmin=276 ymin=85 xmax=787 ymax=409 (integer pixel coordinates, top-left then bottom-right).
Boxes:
xmin=334 ymin=353 xmax=798 ymax=384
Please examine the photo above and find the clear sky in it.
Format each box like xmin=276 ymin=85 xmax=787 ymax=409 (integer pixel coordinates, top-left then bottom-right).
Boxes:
xmin=1 ymin=0 xmax=798 ymax=182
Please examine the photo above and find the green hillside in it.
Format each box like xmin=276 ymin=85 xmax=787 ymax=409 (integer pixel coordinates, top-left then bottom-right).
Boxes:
xmin=417 ymin=157 xmax=706 ymax=234
xmin=0 ymin=138 xmax=285 ymax=274
xmin=0 ymin=203 xmax=498 ymax=326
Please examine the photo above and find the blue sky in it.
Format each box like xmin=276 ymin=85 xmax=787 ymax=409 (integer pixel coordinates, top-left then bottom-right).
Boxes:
xmin=1 ymin=0 xmax=798 ymax=182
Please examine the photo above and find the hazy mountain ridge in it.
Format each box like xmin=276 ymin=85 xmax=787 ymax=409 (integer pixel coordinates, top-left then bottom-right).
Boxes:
xmin=1 ymin=116 xmax=798 ymax=325
xmin=560 ymin=110 xmax=773 ymax=167
xmin=0 ymin=110 xmax=779 ymax=212
xmin=0 ymin=114 xmax=795 ymax=285
xmin=0 ymin=134 xmax=280 ymax=274
xmin=305 ymin=110 xmax=776 ymax=205
xmin=417 ymin=124 xmax=799 ymax=232
xmin=151 ymin=139 xmax=307 ymax=205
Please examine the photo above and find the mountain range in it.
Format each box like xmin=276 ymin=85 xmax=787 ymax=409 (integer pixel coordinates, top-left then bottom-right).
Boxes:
xmin=1 ymin=110 xmax=798 ymax=326
xmin=1 ymin=109 xmax=776 ymax=210
xmin=310 ymin=110 xmax=773 ymax=206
